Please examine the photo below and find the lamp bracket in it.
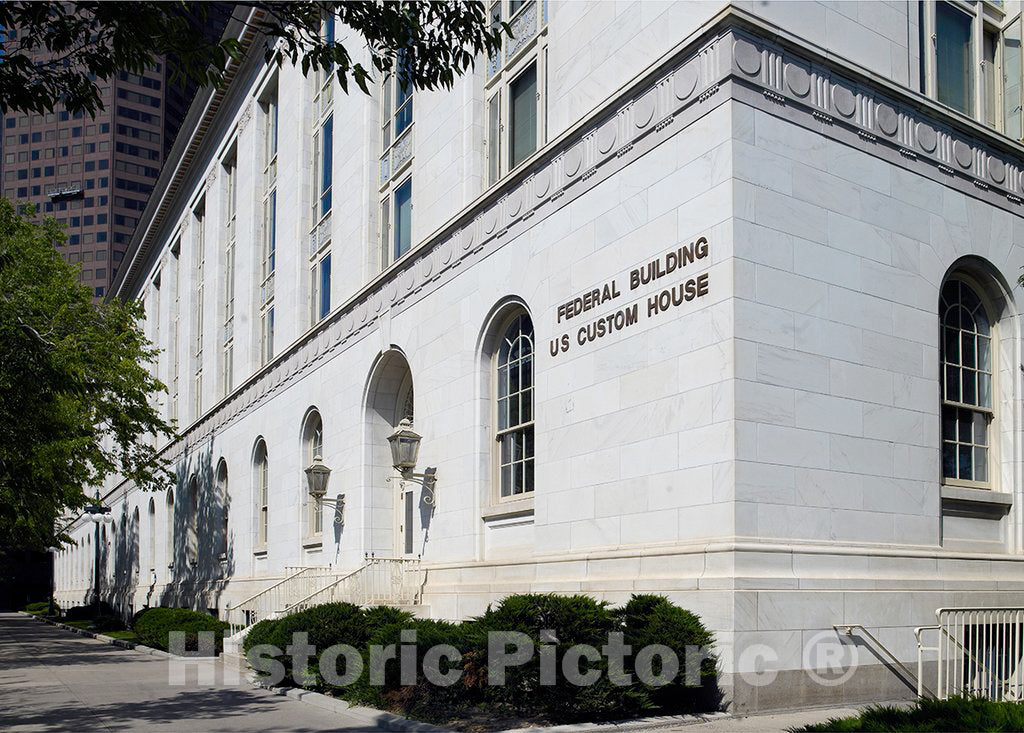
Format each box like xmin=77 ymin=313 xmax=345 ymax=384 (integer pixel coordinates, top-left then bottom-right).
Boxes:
xmin=387 ymin=467 xmax=438 ymax=506
xmin=312 ymin=494 xmax=346 ymax=526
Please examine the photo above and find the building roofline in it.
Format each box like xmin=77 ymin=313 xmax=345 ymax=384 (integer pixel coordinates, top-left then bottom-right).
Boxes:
xmin=108 ymin=5 xmax=267 ymax=300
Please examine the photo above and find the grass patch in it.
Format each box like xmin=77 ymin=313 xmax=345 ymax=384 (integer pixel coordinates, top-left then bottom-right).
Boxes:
xmin=794 ymin=696 xmax=1024 ymax=732
xmin=101 ymin=630 xmax=139 ymax=642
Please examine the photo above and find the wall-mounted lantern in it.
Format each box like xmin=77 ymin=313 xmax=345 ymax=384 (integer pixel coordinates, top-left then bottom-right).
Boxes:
xmin=305 ymin=455 xmax=345 ymax=525
xmin=387 ymin=419 xmax=438 ymax=506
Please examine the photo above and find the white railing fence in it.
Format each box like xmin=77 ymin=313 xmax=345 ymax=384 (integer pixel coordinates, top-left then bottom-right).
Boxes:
xmin=285 ymin=557 xmax=424 ymax=616
xmin=916 ymin=607 xmax=1024 ymax=701
xmin=226 ymin=565 xmax=340 ymax=635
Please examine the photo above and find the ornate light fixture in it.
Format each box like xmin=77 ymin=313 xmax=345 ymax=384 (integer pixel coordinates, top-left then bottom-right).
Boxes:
xmin=387 ymin=419 xmax=438 ymax=505
xmin=304 ymin=455 xmax=345 ymax=525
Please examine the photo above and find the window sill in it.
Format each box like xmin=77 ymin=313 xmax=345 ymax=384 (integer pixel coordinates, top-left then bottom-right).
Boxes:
xmin=253 ymin=548 xmax=268 ymax=557
xmin=301 ymin=538 xmax=323 ymax=549
xmin=482 ymin=496 xmax=534 ymax=521
xmin=941 ymin=485 xmax=1012 ymax=519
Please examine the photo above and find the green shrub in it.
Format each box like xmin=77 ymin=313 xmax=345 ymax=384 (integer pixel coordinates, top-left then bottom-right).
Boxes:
xmin=134 ymin=608 xmax=229 ymax=654
xmin=617 ymin=593 xmax=718 ymax=713
xmin=345 ymin=618 xmax=471 ymax=718
xmin=130 ymin=606 xmax=152 ymax=630
xmin=91 ymin=613 xmax=127 ymax=632
xmin=797 ymin=696 xmax=1024 ymax=732
xmin=23 ymin=601 xmax=58 ymax=615
xmin=63 ymin=601 xmax=115 ymax=621
xmin=468 ymin=593 xmax=649 ymax=723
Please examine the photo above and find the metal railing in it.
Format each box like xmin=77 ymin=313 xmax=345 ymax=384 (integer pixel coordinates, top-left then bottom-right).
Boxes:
xmin=226 ymin=566 xmax=339 ymax=635
xmin=917 ymin=607 xmax=1024 ymax=701
xmin=284 ymin=557 xmax=423 ymax=616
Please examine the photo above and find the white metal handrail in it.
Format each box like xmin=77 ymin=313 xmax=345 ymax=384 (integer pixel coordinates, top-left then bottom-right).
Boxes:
xmin=284 ymin=557 xmax=423 ymax=616
xmin=226 ymin=565 xmax=339 ymax=635
xmin=917 ymin=606 xmax=1024 ymax=701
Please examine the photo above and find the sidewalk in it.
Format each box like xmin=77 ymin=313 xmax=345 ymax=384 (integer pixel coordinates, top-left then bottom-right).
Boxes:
xmin=0 ymin=612 xmax=406 ymax=731
xmin=0 ymin=612 xmax=867 ymax=733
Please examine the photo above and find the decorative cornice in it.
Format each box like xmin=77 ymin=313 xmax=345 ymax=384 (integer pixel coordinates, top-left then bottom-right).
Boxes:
xmin=727 ymin=28 xmax=1024 ymax=208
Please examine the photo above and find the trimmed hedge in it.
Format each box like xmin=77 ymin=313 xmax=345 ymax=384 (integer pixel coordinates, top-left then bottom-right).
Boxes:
xmin=134 ymin=608 xmax=229 ymax=654
xmin=23 ymin=601 xmax=59 ymax=616
xmin=241 ymin=592 xmax=718 ymax=726
xmin=63 ymin=601 xmax=115 ymax=621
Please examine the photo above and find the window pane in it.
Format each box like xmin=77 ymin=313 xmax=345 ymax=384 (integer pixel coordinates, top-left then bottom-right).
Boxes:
xmin=974 ymin=446 xmax=988 ymax=483
xmin=983 ymin=30 xmax=997 ymax=128
xmin=509 ymin=63 xmax=538 ymax=169
xmin=943 ymin=442 xmax=957 ymax=479
xmin=501 ymin=465 xmax=511 ymax=496
xmin=488 ymin=91 xmax=501 ymax=185
xmin=961 ymin=332 xmax=975 ymax=368
xmin=973 ymin=411 xmax=988 ymax=447
xmin=936 ymin=2 xmax=974 ymax=115
xmin=524 ymin=458 xmax=534 ymax=492
xmin=394 ymin=179 xmax=412 ymax=259
xmin=942 ymin=407 xmax=956 ymax=440
xmin=978 ymin=335 xmax=991 ymax=371
xmin=979 ymin=373 xmax=992 ymax=409
xmin=319 ymin=254 xmax=331 ymax=318
xmin=1004 ymin=18 xmax=1022 ymax=137
xmin=958 ymin=444 xmax=973 ymax=480
xmin=380 ymin=199 xmax=390 ymax=266
xmin=321 ymin=116 xmax=333 ymax=216
xmin=958 ymin=409 xmax=972 ymax=444
xmin=521 ymin=387 xmax=533 ymax=423
xmin=945 ymin=364 xmax=960 ymax=402
xmin=943 ymin=328 xmax=959 ymax=364
xmin=962 ymin=370 xmax=976 ymax=405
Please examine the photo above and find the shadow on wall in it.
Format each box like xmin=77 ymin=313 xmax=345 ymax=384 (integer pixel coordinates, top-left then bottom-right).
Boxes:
xmin=98 ymin=440 xmax=236 ymax=617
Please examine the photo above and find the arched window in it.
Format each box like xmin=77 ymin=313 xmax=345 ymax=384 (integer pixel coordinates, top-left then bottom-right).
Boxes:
xmin=496 ymin=312 xmax=535 ymax=497
xmin=132 ymin=507 xmax=140 ymax=582
xmin=166 ymin=489 xmax=175 ymax=568
xmin=941 ymin=278 xmax=994 ymax=486
xmin=148 ymin=498 xmax=156 ymax=574
xmin=216 ymin=459 xmax=229 ymax=560
xmin=302 ymin=412 xmax=324 ymax=538
xmin=254 ymin=440 xmax=269 ymax=548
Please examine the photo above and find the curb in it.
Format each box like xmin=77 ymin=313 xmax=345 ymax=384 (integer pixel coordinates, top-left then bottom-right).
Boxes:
xmin=18 ymin=611 xmax=200 ymax=660
xmin=247 ymin=670 xmax=734 ymax=733
xmin=501 ymin=713 xmax=732 ymax=733
xmin=249 ymin=674 xmax=454 ymax=733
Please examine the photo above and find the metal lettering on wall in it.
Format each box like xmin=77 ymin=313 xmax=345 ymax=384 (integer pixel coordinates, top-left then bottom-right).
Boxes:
xmin=549 ymin=236 xmax=710 ymax=357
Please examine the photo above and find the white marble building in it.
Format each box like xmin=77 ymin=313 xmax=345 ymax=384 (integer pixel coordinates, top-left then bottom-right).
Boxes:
xmin=55 ymin=0 xmax=1024 ymax=711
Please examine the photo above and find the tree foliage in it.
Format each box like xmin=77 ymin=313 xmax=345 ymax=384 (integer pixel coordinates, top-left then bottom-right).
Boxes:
xmin=0 ymin=1 xmax=509 ymax=117
xmin=0 ymin=201 xmax=174 ymax=551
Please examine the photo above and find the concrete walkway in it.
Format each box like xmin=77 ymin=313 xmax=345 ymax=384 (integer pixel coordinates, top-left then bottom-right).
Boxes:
xmin=0 ymin=612 xmax=864 ymax=733
xmin=0 ymin=612 xmax=398 ymax=732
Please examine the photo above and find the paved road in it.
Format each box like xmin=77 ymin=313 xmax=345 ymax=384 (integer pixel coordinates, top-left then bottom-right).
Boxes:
xmin=0 ymin=613 xmax=396 ymax=732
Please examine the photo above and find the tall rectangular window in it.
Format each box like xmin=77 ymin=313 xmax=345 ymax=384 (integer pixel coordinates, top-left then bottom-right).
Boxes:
xmin=260 ymin=87 xmax=278 ymax=365
xmin=310 ymin=26 xmax=334 ymax=327
xmin=485 ymin=1 xmax=546 ymax=186
xmin=379 ymin=52 xmax=414 ymax=271
xmin=193 ymin=204 xmax=205 ymax=418
xmin=935 ymin=1 xmax=974 ymax=115
xmin=170 ymin=243 xmax=181 ymax=423
xmin=222 ymin=153 xmax=237 ymax=396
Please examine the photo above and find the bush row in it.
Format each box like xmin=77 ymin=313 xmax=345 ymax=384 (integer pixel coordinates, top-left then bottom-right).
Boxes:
xmin=243 ymin=593 xmax=719 ymax=725
xmin=133 ymin=607 xmax=229 ymax=653
xmin=23 ymin=601 xmax=58 ymax=616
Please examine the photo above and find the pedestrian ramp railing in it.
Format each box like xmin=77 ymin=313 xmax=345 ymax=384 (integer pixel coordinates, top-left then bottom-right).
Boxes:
xmin=226 ymin=565 xmax=341 ymax=635
xmin=916 ymin=607 xmax=1024 ymax=701
xmin=284 ymin=557 xmax=423 ymax=616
